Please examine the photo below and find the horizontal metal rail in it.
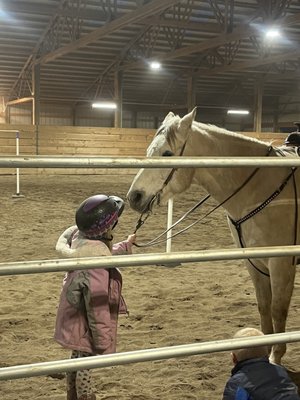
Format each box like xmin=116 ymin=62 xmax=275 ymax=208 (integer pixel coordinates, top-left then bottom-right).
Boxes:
xmin=1 ymin=331 xmax=299 ymax=381
xmin=1 ymin=245 xmax=300 ymax=276
xmin=2 ymin=154 xmax=300 ymax=385
xmin=1 ymin=155 xmax=300 ymax=168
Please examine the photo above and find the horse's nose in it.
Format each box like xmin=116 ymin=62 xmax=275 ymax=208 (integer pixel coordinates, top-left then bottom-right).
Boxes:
xmin=127 ymin=190 xmax=145 ymax=211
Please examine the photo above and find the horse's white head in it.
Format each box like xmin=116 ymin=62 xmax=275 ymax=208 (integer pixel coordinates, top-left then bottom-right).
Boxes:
xmin=127 ymin=108 xmax=197 ymax=213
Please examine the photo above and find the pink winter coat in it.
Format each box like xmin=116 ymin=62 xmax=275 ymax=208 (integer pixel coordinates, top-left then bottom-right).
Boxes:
xmin=54 ymin=227 xmax=132 ymax=355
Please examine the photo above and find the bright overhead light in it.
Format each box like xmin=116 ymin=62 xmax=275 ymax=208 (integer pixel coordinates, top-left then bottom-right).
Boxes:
xmin=227 ymin=109 xmax=250 ymax=115
xmin=92 ymin=102 xmax=117 ymax=109
xmin=150 ymin=61 xmax=161 ymax=70
xmin=265 ymin=28 xmax=281 ymax=40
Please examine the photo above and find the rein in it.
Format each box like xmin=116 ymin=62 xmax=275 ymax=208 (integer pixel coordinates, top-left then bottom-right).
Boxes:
xmin=132 ymin=132 xmax=299 ymax=276
xmin=133 ymin=194 xmax=211 ymax=247
xmin=133 ymin=160 xmax=265 ymax=247
xmin=133 ymin=143 xmax=299 ymax=275
xmin=229 ymin=166 xmax=298 ymax=277
xmin=229 ymin=168 xmax=297 ymax=230
xmin=134 ymin=146 xmax=274 ymax=248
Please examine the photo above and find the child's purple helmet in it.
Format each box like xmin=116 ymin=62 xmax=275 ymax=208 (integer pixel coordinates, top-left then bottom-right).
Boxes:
xmin=75 ymin=194 xmax=125 ymax=238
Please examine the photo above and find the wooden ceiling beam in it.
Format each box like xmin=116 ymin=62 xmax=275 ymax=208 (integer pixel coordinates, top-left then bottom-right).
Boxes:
xmin=3 ymin=1 xmax=110 ymax=21
xmin=138 ymin=17 xmax=222 ymax=32
xmin=6 ymin=96 xmax=33 ymax=106
xmin=122 ymin=25 xmax=256 ymax=70
xmin=34 ymin=0 xmax=181 ymax=65
xmin=121 ymin=12 xmax=300 ymax=71
xmin=196 ymin=50 xmax=300 ymax=76
xmin=262 ymin=68 xmax=300 ymax=82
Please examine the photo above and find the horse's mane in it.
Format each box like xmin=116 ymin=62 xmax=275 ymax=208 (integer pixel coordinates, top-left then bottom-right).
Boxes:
xmin=193 ymin=120 xmax=269 ymax=147
xmin=156 ymin=113 xmax=270 ymax=149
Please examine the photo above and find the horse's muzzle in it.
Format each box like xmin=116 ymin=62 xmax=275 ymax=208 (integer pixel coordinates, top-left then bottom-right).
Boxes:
xmin=127 ymin=190 xmax=154 ymax=213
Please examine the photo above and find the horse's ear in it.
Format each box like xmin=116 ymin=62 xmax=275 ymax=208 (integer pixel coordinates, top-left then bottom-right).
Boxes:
xmin=179 ymin=108 xmax=197 ymax=131
xmin=162 ymin=111 xmax=175 ymax=124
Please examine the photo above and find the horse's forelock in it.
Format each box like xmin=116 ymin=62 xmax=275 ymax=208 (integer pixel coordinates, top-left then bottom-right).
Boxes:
xmin=151 ymin=114 xmax=180 ymax=152
xmin=163 ymin=115 xmax=181 ymax=149
xmin=165 ymin=125 xmax=178 ymax=149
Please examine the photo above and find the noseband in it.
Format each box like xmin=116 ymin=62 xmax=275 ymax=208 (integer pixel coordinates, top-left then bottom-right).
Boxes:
xmin=134 ymin=131 xmax=190 ymax=234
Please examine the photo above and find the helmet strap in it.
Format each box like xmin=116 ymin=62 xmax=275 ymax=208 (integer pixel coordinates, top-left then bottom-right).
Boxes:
xmin=97 ymin=234 xmax=114 ymax=242
xmin=82 ymin=233 xmax=114 ymax=242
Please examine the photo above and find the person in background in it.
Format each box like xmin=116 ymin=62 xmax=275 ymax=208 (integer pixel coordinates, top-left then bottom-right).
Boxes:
xmin=283 ymin=122 xmax=300 ymax=155
xmin=222 ymin=327 xmax=300 ymax=400
xmin=54 ymin=194 xmax=136 ymax=400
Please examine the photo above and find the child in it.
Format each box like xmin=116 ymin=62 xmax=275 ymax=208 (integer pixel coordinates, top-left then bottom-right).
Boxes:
xmin=222 ymin=327 xmax=300 ymax=400
xmin=54 ymin=194 xmax=136 ymax=400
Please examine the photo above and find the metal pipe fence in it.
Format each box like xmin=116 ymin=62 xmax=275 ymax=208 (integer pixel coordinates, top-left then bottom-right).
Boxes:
xmin=1 ymin=245 xmax=300 ymax=276
xmin=1 ymin=155 xmax=300 ymax=168
xmin=1 ymin=332 xmax=300 ymax=381
xmin=2 ymin=154 xmax=300 ymax=385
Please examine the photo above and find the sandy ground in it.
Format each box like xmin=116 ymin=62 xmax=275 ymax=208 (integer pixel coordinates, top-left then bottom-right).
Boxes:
xmin=0 ymin=173 xmax=299 ymax=400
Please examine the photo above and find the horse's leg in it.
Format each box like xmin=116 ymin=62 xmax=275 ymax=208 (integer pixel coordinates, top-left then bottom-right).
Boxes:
xmin=268 ymin=257 xmax=296 ymax=365
xmin=246 ymin=260 xmax=273 ymax=335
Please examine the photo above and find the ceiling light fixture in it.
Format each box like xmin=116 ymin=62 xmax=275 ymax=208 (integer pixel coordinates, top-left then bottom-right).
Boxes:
xmin=227 ymin=109 xmax=250 ymax=115
xmin=150 ymin=61 xmax=161 ymax=70
xmin=92 ymin=102 xmax=117 ymax=109
xmin=265 ymin=28 xmax=281 ymax=40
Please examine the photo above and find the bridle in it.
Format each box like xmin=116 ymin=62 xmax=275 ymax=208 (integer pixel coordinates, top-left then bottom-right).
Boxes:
xmin=134 ymin=128 xmax=191 ymax=235
xmin=133 ymin=143 xmax=299 ymax=276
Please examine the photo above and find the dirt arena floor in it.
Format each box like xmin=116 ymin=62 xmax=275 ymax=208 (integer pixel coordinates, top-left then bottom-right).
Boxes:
xmin=1 ymin=173 xmax=300 ymax=400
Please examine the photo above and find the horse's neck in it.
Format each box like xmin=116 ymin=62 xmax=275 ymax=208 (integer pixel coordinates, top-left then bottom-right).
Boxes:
xmin=191 ymin=124 xmax=268 ymax=156
xmin=188 ymin=126 xmax=272 ymax=216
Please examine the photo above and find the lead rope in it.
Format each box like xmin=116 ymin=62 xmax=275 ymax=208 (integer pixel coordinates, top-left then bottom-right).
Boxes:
xmin=133 ymin=194 xmax=211 ymax=247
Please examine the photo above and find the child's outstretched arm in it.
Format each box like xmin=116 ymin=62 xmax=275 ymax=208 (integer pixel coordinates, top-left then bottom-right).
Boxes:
xmin=56 ymin=226 xmax=112 ymax=258
xmin=55 ymin=225 xmax=77 ymax=256
xmin=112 ymin=233 xmax=137 ymax=255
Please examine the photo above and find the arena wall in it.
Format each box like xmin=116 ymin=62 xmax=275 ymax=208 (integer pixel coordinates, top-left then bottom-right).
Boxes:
xmin=0 ymin=124 xmax=286 ymax=176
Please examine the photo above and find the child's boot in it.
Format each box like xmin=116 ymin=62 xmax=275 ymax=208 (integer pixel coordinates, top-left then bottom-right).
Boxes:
xmin=78 ymin=394 xmax=96 ymax=400
xmin=66 ymin=372 xmax=78 ymax=400
xmin=67 ymin=388 xmax=78 ymax=400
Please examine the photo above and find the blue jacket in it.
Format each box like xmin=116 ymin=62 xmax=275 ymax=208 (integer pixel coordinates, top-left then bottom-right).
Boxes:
xmin=222 ymin=357 xmax=300 ymax=400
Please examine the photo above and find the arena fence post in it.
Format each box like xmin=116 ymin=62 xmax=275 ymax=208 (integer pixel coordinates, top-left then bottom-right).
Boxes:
xmin=12 ymin=131 xmax=25 ymax=199
xmin=166 ymin=198 xmax=173 ymax=253
xmin=0 ymin=129 xmax=25 ymax=198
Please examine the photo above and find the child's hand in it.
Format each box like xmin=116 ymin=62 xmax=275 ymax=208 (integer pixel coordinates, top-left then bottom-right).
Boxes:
xmin=127 ymin=234 xmax=137 ymax=244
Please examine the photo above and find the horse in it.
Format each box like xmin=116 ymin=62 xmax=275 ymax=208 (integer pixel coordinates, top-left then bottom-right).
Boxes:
xmin=127 ymin=107 xmax=300 ymax=365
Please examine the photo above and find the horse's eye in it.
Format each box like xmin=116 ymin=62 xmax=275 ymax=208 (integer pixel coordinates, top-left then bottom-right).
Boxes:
xmin=162 ymin=150 xmax=174 ymax=157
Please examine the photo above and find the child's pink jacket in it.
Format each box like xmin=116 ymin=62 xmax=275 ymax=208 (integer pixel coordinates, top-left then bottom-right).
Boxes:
xmin=54 ymin=227 xmax=132 ymax=355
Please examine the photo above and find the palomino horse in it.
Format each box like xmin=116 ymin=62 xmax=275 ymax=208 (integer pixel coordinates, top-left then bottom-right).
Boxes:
xmin=127 ymin=108 xmax=300 ymax=365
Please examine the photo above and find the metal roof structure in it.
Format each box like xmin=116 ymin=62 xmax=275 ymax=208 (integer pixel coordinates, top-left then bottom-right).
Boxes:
xmin=1 ymin=0 xmax=300 ymax=117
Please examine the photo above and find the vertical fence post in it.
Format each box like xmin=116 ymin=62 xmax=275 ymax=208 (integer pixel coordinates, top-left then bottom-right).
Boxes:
xmin=12 ymin=131 xmax=25 ymax=199
xmin=165 ymin=198 xmax=180 ymax=267
xmin=166 ymin=198 xmax=174 ymax=253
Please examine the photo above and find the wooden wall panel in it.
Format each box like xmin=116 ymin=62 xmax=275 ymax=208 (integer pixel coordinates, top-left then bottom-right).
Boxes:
xmin=0 ymin=125 xmax=36 ymax=156
xmin=0 ymin=125 xmax=155 ymax=175
xmin=0 ymin=124 xmax=288 ymax=176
